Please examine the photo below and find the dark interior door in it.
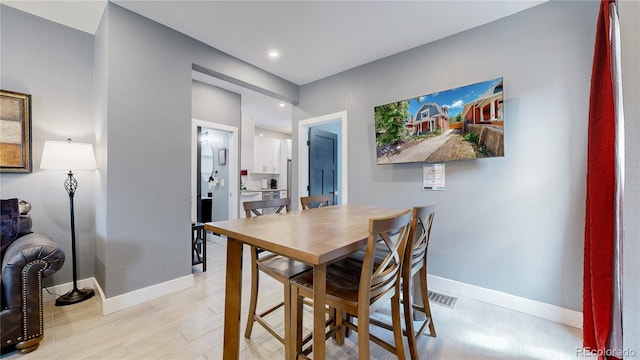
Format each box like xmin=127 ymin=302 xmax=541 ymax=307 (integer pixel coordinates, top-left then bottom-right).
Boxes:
xmin=308 ymin=127 xmax=338 ymax=205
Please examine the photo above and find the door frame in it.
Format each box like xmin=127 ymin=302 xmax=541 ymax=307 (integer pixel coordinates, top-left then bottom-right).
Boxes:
xmin=297 ymin=111 xmax=348 ymax=205
xmin=191 ymin=119 xmax=239 ymax=221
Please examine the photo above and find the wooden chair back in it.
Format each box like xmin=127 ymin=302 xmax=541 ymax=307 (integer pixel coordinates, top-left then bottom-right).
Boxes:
xmin=243 ymin=197 xmax=291 ymax=218
xmin=405 ymin=203 xmax=436 ymax=278
xmin=290 ymin=209 xmax=413 ymax=359
xmin=363 ymin=210 xmax=412 ymax=310
xmin=299 ymin=194 xmax=332 ymax=210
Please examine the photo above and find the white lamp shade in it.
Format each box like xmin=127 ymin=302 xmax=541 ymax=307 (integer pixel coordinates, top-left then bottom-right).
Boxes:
xmin=40 ymin=140 xmax=97 ymax=171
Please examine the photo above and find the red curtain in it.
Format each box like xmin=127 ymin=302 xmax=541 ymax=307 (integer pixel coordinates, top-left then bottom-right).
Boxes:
xmin=583 ymin=1 xmax=618 ymax=359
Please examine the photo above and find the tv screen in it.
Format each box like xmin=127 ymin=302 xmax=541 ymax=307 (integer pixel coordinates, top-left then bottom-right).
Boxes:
xmin=375 ymin=77 xmax=504 ymax=165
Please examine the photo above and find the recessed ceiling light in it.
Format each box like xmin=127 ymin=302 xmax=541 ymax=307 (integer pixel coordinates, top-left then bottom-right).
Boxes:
xmin=268 ymin=50 xmax=280 ymax=59
xmin=278 ymin=103 xmax=286 ymax=108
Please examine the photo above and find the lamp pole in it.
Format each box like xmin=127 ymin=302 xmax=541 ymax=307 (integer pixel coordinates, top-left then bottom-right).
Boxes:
xmin=55 ymin=170 xmax=95 ymax=306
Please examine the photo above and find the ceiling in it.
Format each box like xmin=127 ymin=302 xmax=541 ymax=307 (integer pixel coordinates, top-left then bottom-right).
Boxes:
xmin=3 ymin=0 xmax=545 ymax=134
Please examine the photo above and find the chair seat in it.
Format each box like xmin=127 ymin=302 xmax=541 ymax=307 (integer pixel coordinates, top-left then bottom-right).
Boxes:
xmin=291 ymin=257 xmax=366 ymax=309
xmin=258 ymin=252 xmax=312 ymax=280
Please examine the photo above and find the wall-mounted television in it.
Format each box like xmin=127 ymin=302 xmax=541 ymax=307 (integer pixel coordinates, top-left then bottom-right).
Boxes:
xmin=375 ymin=77 xmax=504 ymax=165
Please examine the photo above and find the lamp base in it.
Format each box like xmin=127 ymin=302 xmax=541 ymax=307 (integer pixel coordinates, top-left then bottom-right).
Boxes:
xmin=55 ymin=287 xmax=95 ymax=306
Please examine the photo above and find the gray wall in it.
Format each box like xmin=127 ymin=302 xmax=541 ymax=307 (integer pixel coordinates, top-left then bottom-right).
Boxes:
xmin=620 ymin=0 xmax=640 ymax=356
xmin=93 ymin=3 xmax=297 ymax=297
xmin=294 ymin=1 xmax=598 ymax=311
xmin=0 ymin=5 xmax=96 ymax=287
xmin=2 ymin=3 xmax=298 ymax=298
xmin=95 ymin=4 xmax=194 ymax=297
xmin=193 ymin=80 xmax=241 ymax=222
xmin=192 ymin=80 xmax=241 ymax=128
xmin=93 ymin=0 xmax=109 ymax=287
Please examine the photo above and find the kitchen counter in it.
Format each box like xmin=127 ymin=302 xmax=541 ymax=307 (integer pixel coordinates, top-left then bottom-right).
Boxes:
xmin=242 ymin=189 xmax=287 ymax=192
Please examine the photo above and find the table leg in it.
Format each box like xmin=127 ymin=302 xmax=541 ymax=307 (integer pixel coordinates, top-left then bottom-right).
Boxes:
xmin=312 ymin=264 xmax=326 ymax=359
xmin=287 ymin=283 xmax=299 ymax=360
xmin=223 ymin=237 xmax=243 ymax=360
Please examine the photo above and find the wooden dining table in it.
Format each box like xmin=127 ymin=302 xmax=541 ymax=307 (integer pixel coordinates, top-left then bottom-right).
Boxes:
xmin=205 ymin=204 xmax=406 ymax=360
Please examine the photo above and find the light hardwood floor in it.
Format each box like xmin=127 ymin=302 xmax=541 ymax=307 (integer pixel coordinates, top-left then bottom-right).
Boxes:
xmin=1 ymin=235 xmax=586 ymax=360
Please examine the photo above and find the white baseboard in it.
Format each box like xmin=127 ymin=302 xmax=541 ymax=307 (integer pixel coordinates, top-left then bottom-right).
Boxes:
xmin=427 ymin=274 xmax=583 ymax=329
xmin=44 ymin=273 xmax=580 ymax=328
xmin=100 ymin=275 xmax=194 ymax=315
xmin=42 ymin=278 xmax=99 ymax=303
xmin=44 ymin=275 xmax=194 ymax=315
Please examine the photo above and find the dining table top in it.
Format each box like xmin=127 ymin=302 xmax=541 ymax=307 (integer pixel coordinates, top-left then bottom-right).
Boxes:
xmin=205 ymin=204 xmax=406 ymax=264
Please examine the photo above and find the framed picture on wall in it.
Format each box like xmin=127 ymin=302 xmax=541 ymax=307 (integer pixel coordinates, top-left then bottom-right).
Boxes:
xmin=0 ymin=90 xmax=32 ymax=173
xmin=218 ymin=148 xmax=227 ymax=165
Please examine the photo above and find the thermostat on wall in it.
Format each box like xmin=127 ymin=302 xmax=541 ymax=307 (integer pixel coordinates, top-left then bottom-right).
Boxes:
xmin=423 ymin=164 xmax=445 ymax=191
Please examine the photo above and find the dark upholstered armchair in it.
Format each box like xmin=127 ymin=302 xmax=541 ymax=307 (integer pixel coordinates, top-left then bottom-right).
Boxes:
xmin=1 ymin=198 xmax=65 ymax=354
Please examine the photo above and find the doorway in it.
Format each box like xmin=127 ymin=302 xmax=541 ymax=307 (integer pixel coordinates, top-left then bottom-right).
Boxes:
xmin=191 ymin=119 xmax=239 ymax=223
xmin=298 ymin=111 xmax=348 ymax=205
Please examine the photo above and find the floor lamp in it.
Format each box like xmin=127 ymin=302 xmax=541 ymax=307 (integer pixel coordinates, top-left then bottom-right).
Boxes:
xmin=40 ymin=139 xmax=97 ymax=306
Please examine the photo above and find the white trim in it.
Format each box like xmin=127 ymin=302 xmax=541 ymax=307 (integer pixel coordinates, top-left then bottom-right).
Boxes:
xmin=100 ymin=275 xmax=194 ymax=315
xmin=427 ymin=274 xmax=583 ymax=329
xmin=42 ymin=277 xmax=100 ymax=303
xmin=45 ymin=273 xmax=581 ymax=327
xmin=191 ymin=119 xmax=240 ymax=221
xmin=44 ymin=275 xmax=194 ymax=315
xmin=297 ymin=111 xmax=348 ymax=206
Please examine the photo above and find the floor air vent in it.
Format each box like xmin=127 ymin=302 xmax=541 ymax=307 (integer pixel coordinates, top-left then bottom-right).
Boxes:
xmin=428 ymin=291 xmax=457 ymax=309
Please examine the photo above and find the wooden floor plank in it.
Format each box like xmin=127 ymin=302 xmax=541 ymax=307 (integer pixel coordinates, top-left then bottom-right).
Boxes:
xmin=1 ymin=234 xmax=583 ymax=359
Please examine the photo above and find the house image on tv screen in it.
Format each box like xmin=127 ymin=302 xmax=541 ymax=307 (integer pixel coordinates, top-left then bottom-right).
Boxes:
xmin=375 ymin=77 xmax=504 ymax=165
xmin=408 ymin=102 xmax=450 ymax=135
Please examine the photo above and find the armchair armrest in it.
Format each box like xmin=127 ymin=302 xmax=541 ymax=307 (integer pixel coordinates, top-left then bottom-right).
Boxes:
xmin=1 ymin=232 xmax=65 ymax=310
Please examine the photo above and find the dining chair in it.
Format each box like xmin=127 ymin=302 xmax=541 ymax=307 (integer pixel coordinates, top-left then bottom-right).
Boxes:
xmin=290 ymin=209 xmax=413 ymax=359
xmin=299 ymin=194 xmax=332 ymax=209
xmin=242 ymin=197 xmax=312 ymax=346
xmin=368 ymin=203 xmax=437 ymax=360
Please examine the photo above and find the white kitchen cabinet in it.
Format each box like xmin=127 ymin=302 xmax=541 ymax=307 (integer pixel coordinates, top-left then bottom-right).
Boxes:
xmin=240 ymin=113 xmax=255 ymax=171
xmin=253 ymin=136 xmax=281 ymax=174
xmin=285 ymin=139 xmax=292 ymax=160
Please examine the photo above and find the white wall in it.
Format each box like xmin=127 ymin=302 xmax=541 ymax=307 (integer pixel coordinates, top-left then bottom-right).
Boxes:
xmin=294 ymin=1 xmax=599 ymax=311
